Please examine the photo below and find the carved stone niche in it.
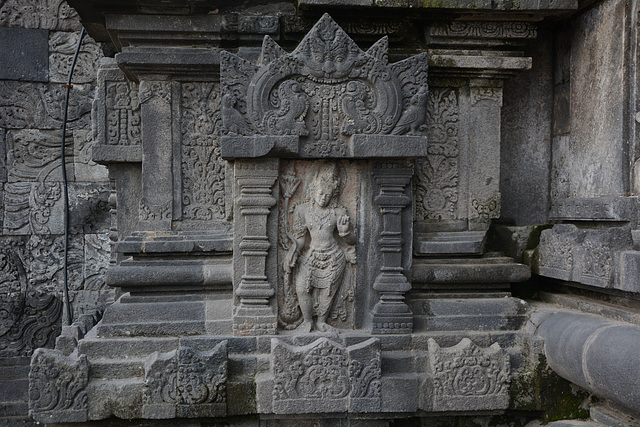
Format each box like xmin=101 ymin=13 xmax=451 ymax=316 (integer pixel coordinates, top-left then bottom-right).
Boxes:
xmin=220 ymin=14 xmax=429 ymax=335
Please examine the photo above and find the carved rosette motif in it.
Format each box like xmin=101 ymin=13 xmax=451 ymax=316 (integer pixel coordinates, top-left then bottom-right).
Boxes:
xmin=180 ymin=83 xmax=226 ymax=221
xmin=470 ymin=193 xmax=501 ymax=223
xmin=221 ymin=13 xmax=428 ymax=157
xmin=271 ymin=337 xmax=381 ymax=414
xmin=428 ymin=338 xmax=510 ymax=411
xmin=29 ymin=348 xmax=89 ymax=423
xmin=415 ymin=88 xmax=460 ymax=221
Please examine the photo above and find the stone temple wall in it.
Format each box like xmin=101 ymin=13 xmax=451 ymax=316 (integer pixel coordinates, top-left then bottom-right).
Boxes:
xmin=0 ymin=0 xmax=111 ymax=422
xmin=2 ymin=0 xmax=640 ymax=424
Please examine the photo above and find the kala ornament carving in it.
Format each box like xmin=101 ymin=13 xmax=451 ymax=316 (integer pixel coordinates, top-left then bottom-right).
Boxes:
xmin=282 ymin=162 xmax=355 ymax=333
xmin=220 ymin=13 xmax=429 ymax=158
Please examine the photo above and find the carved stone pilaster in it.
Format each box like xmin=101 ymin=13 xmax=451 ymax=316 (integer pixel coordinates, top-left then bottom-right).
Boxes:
xmin=371 ymin=162 xmax=414 ymax=334
xmin=233 ymin=159 xmax=278 ymax=335
xmin=138 ymin=80 xmax=174 ymax=231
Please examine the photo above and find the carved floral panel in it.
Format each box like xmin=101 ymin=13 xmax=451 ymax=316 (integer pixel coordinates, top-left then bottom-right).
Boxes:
xmin=180 ymin=82 xmax=226 ymax=222
xmin=415 ymin=87 xmax=460 ymax=221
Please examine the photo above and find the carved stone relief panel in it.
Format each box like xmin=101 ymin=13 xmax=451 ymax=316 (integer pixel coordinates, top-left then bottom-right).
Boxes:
xmin=142 ymin=341 xmax=228 ymax=419
xmin=415 ymin=87 xmax=460 ymax=222
xmin=0 ymin=237 xmax=63 ymax=357
xmin=428 ymin=338 xmax=510 ymax=411
xmin=49 ymin=31 xmax=101 ymax=84
xmin=178 ymin=82 xmax=226 ymax=223
xmin=29 ymin=348 xmax=89 ymax=423
xmin=271 ymin=337 xmax=380 ymax=414
xmin=0 ymin=0 xmax=80 ymax=31
xmin=220 ymin=13 xmax=428 ymax=158
xmin=0 ymin=81 xmax=92 ymax=130
xmin=277 ymin=161 xmax=359 ymax=332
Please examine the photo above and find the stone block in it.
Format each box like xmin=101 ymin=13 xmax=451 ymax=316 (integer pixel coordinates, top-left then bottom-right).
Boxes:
xmin=0 ymin=81 xmax=93 ymax=130
xmin=0 ymin=0 xmax=80 ymax=31
xmin=73 ymin=129 xmax=109 ymax=182
xmin=29 ymin=349 xmax=89 ymax=423
xmin=428 ymin=338 xmax=510 ymax=411
xmin=549 ymin=197 xmax=638 ymax=223
xmin=0 ymin=27 xmax=48 ymax=82
xmin=500 ymin=27 xmax=552 ymax=225
xmin=49 ymin=31 xmax=101 ymax=84
xmin=414 ymin=231 xmax=486 ymax=256
xmin=536 ymin=224 xmax=586 ymax=281
xmin=380 ymin=375 xmax=418 ymax=412
xmin=87 ymin=378 xmax=144 ymax=420
xmin=270 ymin=337 xmax=381 ymax=414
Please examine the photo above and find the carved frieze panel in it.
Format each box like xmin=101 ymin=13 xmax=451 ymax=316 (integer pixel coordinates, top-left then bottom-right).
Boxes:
xmin=0 ymin=0 xmax=79 ymax=30
xmin=143 ymin=349 xmax=178 ymax=418
xmin=142 ymin=341 xmax=228 ymax=419
xmin=271 ymin=337 xmax=380 ymax=413
xmin=49 ymin=31 xmax=101 ymax=84
xmin=29 ymin=348 xmax=89 ymax=423
xmin=0 ymin=81 xmax=92 ymax=130
xmin=277 ymin=161 xmax=358 ymax=332
xmin=6 ymin=129 xmax=73 ymax=183
xmin=429 ymin=22 xmax=537 ymax=39
xmin=221 ymin=13 xmax=428 ymax=158
xmin=3 ymin=182 xmax=63 ymax=235
xmin=428 ymin=338 xmax=510 ymax=411
xmin=415 ymin=88 xmax=460 ymax=221
xmin=0 ymin=237 xmax=62 ymax=357
xmin=73 ymin=129 xmax=108 ymax=182
xmin=179 ymin=82 xmax=226 ymax=222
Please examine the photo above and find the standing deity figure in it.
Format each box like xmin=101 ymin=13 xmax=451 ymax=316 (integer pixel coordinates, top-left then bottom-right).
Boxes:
xmin=284 ymin=162 xmax=356 ymax=333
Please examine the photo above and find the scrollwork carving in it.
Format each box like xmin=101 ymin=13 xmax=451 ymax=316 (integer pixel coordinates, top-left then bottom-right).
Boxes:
xmin=415 ymin=88 xmax=459 ymax=221
xmin=180 ymin=82 xmax=226 ymax=221
xmin=428 ymin=338 xmax=510 ymax=411
xmin=29 ymin=348 xmax=88 ymax=422
xmin=221 ymin=14 xmax=427 ymax=158
xmin=105 ymin=81 xmax=141 ymax=146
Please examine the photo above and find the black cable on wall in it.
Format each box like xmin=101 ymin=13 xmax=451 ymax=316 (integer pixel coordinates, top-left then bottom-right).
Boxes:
xmin=60 ymin=27 xmax=85 ymax=326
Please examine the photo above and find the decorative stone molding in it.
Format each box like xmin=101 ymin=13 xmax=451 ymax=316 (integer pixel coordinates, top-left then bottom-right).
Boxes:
xmin=271 ymin=337 xmax=380 ymax=414
xmin=220 ymin=13 xmax=429 ymax=160
xmin=142 ymin=341 xmax=228 ymax=419
xmin=371 ymin=162 xmax=414 ymax=334
xmin=29 ymin=348 xmax=89 ymax=423
xmin=233 ymin=160 xmax=278 ymax=335
xmin=428 ymin=338 xmax=510 ymax=411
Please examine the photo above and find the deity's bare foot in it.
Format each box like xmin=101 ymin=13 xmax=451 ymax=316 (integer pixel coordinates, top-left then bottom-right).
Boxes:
xmin=315 ymin=321 xmax=337 ymax=333
xmin=295 ymin=320 xmax=313 ymax=333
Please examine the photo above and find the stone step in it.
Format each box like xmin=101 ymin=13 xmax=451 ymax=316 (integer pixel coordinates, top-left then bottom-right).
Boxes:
xmin=0 ymin=364 xmax=30 ymax=381
xmin=0 ymin=416 xmax=36 ymax=427
xmin=78 ymin=335 xmax=179 ymax=359
xmin=89 ymin=358 xmax=146 ymax=380
xmin=0 ymin=401 xmax=29 ymax=417
xmin=0 ymin=379 xmax=29 ymax=402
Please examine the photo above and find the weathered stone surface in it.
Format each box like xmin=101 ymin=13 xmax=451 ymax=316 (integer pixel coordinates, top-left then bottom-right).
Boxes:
xmin=428 ymin=338 xmax=510 ymax=411
xmin=500 ymin=28 xmax=552 ymax=225
xmin=0 ymin=0 xmax=80 ymax=30
xmin=29 ymin=348 xmax=89 ymax=423
xmin=270 ymin=337 xmax=380 ymax=414
xmin=549 ymin=197 xmax=638 ymax=223
xmin=48 ymin=31 xmax=101 ymax=84
xmin=533 ymin=306 xmax=640 ymax=417
xmin=0 ymin=81 xmax=92 ymax=130
xmin=0 ymin=27 xmax=49 ymax=82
